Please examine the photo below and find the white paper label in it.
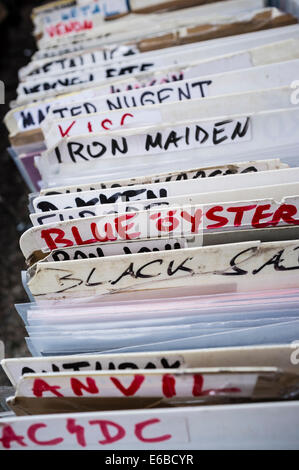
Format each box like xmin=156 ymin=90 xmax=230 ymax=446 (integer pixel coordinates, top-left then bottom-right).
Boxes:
xmin=24 ymin=45 xmax=139 ymax=79
xmin=17 ymin=371 xmax=258 ymax=399
xmin=48 ymin=116 xmax=251 ymax=165
xmin=46 ymin=238 xmax=187 ymax=262
xmin=0 ymin=413 xmax=189 ymax=449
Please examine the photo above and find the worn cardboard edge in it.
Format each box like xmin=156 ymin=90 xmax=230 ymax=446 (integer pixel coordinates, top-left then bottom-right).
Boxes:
xmin=1 ymin=343 xmax=298 ymax=386
xmin=7 ymin=369 xmax=299 ymax=416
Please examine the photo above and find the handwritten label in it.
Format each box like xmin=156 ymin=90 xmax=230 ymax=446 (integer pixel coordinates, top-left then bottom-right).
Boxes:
xmin=39 ymin=0 xmax=128 ymax=30
xmin=0 ymin=81 xmax=4 ymax=105
xmin=44 ymin=109 xmax=163 ymax=147
xmin=17 ymin=371 xmax=257 ymax=399
xmin=19 ymin=62 xmax=160 ymax=97
xmin=27 ymin=41 xmax=248 ymax=85
xmin=49 ymin=78 xmax=212 ymax=120
xmin=18 ymin=49 xmax=253 ymax=99
xmin=23 ymin=206 xmax=203 ymax=258
xmin=32 ymin=41 xmax=139 ymax=61
xmin=14 ymin=77 xmax=212 ymax=133
xmin=40 ymin=3 xmax=102 ymax=25
xmin=0 ymin=413 xmax=188 ymax=449
xmin=44 ymin=18 xmax=94 ymax=38
xmin=19 ymin=71 xmax=96 ymax=96
xmin=48 ymin=117 xmax=251 ymax=165
xmin=14 ymin=103 xmax=51 ymax=132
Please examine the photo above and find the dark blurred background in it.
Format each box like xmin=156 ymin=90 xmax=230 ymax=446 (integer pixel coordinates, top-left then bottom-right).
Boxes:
xmin=0 ymin=1 xmax=47 ymax=385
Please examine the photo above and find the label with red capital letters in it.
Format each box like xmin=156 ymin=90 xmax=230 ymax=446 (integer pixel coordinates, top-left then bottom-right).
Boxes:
xmin=0 ymin=413 xmax=188 ymax=449
xmin=20 ymin=197 xmax=299 ymax=261
xmin=43 ymin=108 xmax=163 ymax=148
xmin=16 ymin=370 xmax=258 ymax=399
